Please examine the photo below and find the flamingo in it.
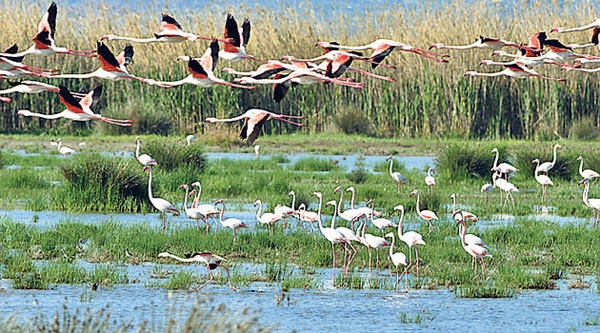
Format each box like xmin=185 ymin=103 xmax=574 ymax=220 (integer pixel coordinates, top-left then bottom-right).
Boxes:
xmin=465 ymin=62 xmax=566 ymax=82
xmin=316 ymin=39 xmax=449 ymax=68
xmin=456 ymin=211 xmax=492 ymax=277
xmin=457 ymin=218 xmax=489 ymax=250
xmin=326 ymin=200 xmax=358 ymax=276
xmin=0 ymin=45 xmax=57 ymax=78
xmin=481 ymin=182 xmax=495 ymax=204
xmin=346 ymin=186 xmax=381 ymax=218
xmin=577 ymin=156 xmax=600 ymax=182
xmin=214 ymin=199 xmax=248 ymax=243
xmin=552 ymin=19 xmax=600 ymax=34
xmin=253 ymin=145 xmax=261 ymax=159
xmin=491 ymin=148 xmax=520 ymax=180
xmin=384 ymin=232 xmax=409 ymax=292
xmin=190 ymin=182 xmax=221 ymax=233
xmin=366 ymin=199 xmax=397 ymax=236
xmin=450 ymin=193 xmax=479 ymax=222
xmin=186 ymin=134 xmax=196 ymax=146
xmin=425 ymin=167 xmax=436 ymax=194
xmin=0 ymin=2 xmax=95 ymax=59
xmin=312 ymin=191 xmax=347 ymax=284
xmin=536 ymin=144 xmax=562 ymax=175
xmin=430 ymin=35 xmax=523 ymax=51
xmin=254 ymin=199 xmax=283 ymax=236
xmin=17 ymin=85 xmax=132 ymax=126
xmin=581 ymin=178 xmax=600 ymax=227
xmin=487 ymin=51 xmax=578 ymax=69
xmin=333 ymin=186 xmax=365 ymax=229
xmin=541 ymin=38 xmax=600 ymax=62
xmin=360 ymin=218 xmax=391 ymax=276
xmin=532 ymin=159 xmax=554 ymax=202
xmin=135 ymin=137 xmax=157 ymax=166
xmin=55 ymin=138 xmax=74 ymax=157
xmin=409 ymin=189 xmax=439 ymax=233
xmin=49 ymin=42 xmax=160 ymax=85
xmin=493 ymin=171 xmax=519 ymax=207
xmin=158 ymin=251 xmax=235 ymax=290
xmin=222 ymin=60 xmax=289 ymax=79
xmin=566 ymin=28 xmax=599 ymax=51
xmin=393 ymin=205 xmax=425 ymax=278
xmin=179 ymin=184 xmax=208 ymax=232
xmin=219 ymin=14 xmax=258 ymax=62
xmin=386 ymin=155 xmax=408 ymax=194
xmin=101 ymin=13 xmax=230 ymax=44
xmin=274 ymin=190 xmax=298 ymax=231
xmin=297 ymin=203 xmax=319 ymax=234
xmin=205 ymin=108 xmax=304 ymax=145
xmin=143 ymin=165 xmax=180 ymax=232
xmin=0 ymin=80 xmax=85 ymax=97
xmin=148 ymin=41 xmax=256 ymax=90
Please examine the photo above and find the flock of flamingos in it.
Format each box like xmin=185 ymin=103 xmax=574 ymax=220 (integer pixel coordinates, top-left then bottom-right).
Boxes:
xmin=2 ymin=2 xmax=600 ymax=290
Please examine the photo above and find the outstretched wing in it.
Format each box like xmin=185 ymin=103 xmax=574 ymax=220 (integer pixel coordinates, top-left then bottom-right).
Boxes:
xmin=241 ymin=18 xmax=251 ymax=47
xmin=223 ymin=14 xmax=241 ymax=51
xmin=160 ymin=13 xmax=182 ymax=31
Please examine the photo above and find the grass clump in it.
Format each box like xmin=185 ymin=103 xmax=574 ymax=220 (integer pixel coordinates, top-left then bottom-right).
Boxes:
xmin=142 ymin=137 xmax=207 ymax=172
xmin=292 ymin=157 xmax=339 ymax=172
xmin=455 ymin=285 xmax=516 ymax=298
xmin=333 ymin=108 xmax=374 ymax=136
xmin=163 ymin=271 xmax=199 ymax=290
xmin=435 ymin=143 xmax=494 ymax=181
xmin=58 ymin=153 xmax=146 ymax=212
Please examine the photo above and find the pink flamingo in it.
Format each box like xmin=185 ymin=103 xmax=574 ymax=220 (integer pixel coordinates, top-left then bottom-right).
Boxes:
xmin=158 ymin=251 xmax=236 ymax=290
xmin=410 ymin=189 xmax=439 ymax=233
xmin=214 ymin=199 xmax=248 ymax=243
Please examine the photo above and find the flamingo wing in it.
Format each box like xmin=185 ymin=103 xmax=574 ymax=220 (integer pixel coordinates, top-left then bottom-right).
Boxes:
xmin=2 ymin=44 xmax=24 ymax=63
xmin=273 ymin=73 xmax=291 ymax=103
xmin=115 ymin=45 xmax=134 ymax=67
xmin=370 ymin=44 xmax=394 ymax=68
xmin=241 ymin=18 xmax=251 ymax=47
xmin=97 ymin=42 xmax=122 ymax=72
xmin=160 ymin=13 xmax=182 ymax=31
xmin=58 ymin=86 xmax=85 ymax=114
xmin=38 ymin=1 xmax=57 ymax=40
xmin=79 ymin=85 xmax=102 ymax=109
xmin=188 ymin=58 xmax=209 ymax=79
xmin=204 ymin=39 xmax=219 ymax=72
xmin=327 ymin=54 xmax=352 ymax=78
xmin=33 ymin=30 xmax=53 ymax=49
xmin=592 ymin=27 xmax=599 ymax=45
xmin=241 ymin=112 xmax=269 ymax=144
xmin=223 ymin=14 xmax=242 ymax=51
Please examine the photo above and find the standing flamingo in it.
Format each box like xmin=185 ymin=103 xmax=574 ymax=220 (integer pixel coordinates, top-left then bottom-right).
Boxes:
xmin=135 ymin=136 xmax=157 ymax=166
xmin=577 ymin=156 xmax=600 ymax=182
xmin=312 ymin=192 xmax=346 ymax=284
xmin=360 ymin=219 xmax=391 ymax=276
xmin=102 ymin=13 xmax=230 ymax=44
xmin=219 ymin=14 xmax=258 ymax=61
xmin=410 ymin=189 xmax=439 ymax=233
xmin=17 ymin=85 xmax=132 ymax=126
xmin=326 ymin=200 xmax=358 ymax=276
xmin=536 ymin=144 xmax=562 ymax=175
xmin=394 ymin=205 xmax=425 ymax=278
xmin=386 ymin=155 xmax=408 ymax=194
xmin=366 ymin=199 xmax=397 ymax=236
xmin=205 ymin=108 xmax=304 ymax=145
xmin=214 ymin=199 xmax=248 ymax=242
xmin=55 ymin=138 xmax=74 ymax=157
xmin=425 ymin=168 xmax=436 ymax=194
xmin=274 ymin=191 xmax=298 ymax=231
xmin=297 ymin=203 xmax=319 ymax=234
xmin=158 ymin=251 xmax=235 ymax=290
xmin=346 ymin=186 xmax=381 ymax=218
xmin=481 ymin=182 xmax=495 ymax=205
xmin=190 ymin=182 xmax=221 ymax=233
xmin=491 ymin=148 xmax=520 ymax=180
xmin=333 ymin=186 xmax=364 ymax=230
xmin=532 ymin=159 xmax=554 ymax=202
xmin=179 ymin=184 xmax=208 ymax=232
xmin=456 ymin=211 xmax=492 ymax=278
xmin=0 ymin=2 xmax=95 ymax=58
xmin=493 ymin=171 xmax=519 ymax=207
xmin=450 ymin=193 xmax=478 ymax=222
xmin=384 ymin=232 xmax=409 ymax=292
xmin=254 ymin=199 xmax=283 ymax=236
xmin=144 ymin=165 xmax=180 ymax=232
xmin=581 ymin=178 xmax=600 ymax=227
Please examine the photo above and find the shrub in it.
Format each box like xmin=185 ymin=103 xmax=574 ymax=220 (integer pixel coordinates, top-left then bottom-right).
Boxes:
xmin=435 ymin=143 xmax=495 ymax=182
xmin=514 ymin=144 xmax=576 ymax=181
xmin=142 ymin=137 xmax=207 ymax=172
xmin=333 ymin=109 xmax=374 ymax=136
xmin=569 ymin=116 xmax=599 ymax=140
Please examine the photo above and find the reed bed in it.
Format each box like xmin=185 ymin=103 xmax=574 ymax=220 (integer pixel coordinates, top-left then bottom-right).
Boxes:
xmin=0 ymin=1 xmax=598 ymax=139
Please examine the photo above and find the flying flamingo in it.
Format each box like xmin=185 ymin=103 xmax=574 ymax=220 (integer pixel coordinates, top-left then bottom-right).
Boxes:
xmin=214 ymin=199 xmax=248 ymax=243
xmin=17 ymin=85 xmax=132 ymax=126
xmin=532 ymin=159 xmax=554 ymax=202
xmin=158 ymin=251 xmax=236 ymax=290
xmin=148 ymin=41 xmax=256 ymax=90
xmin=384 ymin=232 xmax=409 ymax=292
xmin=541 ymin=38 xmax=600 ymax=62
xmin=449 ymin=193 xmax=478 ymax=222
xmin=566 ymin=27 xmax=599 ymax=51
xmin=179 ymin=184 xmax=208 ymax=232
xmin=430 ymin=35 xmax=523 ymax=51
xmin=409 ymin=189 xmax=439 ymax=233
xmin=552 ymin=19 xmax=600 ymax=34
xmin=464 ymin=62 xmax=566 ymax=82
xmin=222 ymin=61 xmax=289 ymax=79
xmin=491 ymin=148 xmax=520 ymax=180
xmin=0 ymin=80 xmax=85 ymax=97
xmin=0 ymin=2 xmax=95 ymax=59
xmin=386 ymin=155 xmax=408 ymax=194
xmin=536 ymin=144 xmax=562 ymax=175
xmin=190 ymin=182 xmax=221 ymax=233
xmin=425 ymin=167 xmax=436 ymax=194
xmin=333 ymin=186 xmax=364 ymax=230
xmin=577 ymin=156 xmax=600 ymax=183
xmin=326 ymin=200 xmax=358 ymax=276
xmin=312 ymin=191 xmax=347 ymax=284
xmin=135 ymin=136 xmax=157 ymax=166
xmin=55 ymin=138 xmax=74 ymax=157
xmin=0 ymin=45 xmax=57 ymax=78
xmin=580 ymin=178 xmax=600 ymax=227
xmin=204 ymin=108 xmax=304 ymax=145
xmin=316 ymin=39 xmax=449 ymax=68
xmin=219 ymin=14 xmax=258 ymax=62
xmin=101 ymin=13 xmax=230 ymax=44
xmin=233 ymin=67 xmax=365 ymax=88
xmin=144 ymin=165 xmax=180 ymax=232
xmin=366 ymin=199 xmax=397 ymax=236
xmin=456 ymin=211 xmax=492 ymax=278
xmin=393 ymin=205 xmax=425 ymax=278
xmin=254 ymin=199 xmax=283 ymax=236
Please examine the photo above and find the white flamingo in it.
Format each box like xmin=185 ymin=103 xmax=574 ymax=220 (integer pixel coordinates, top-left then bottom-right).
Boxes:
xmin=532 ymin=159 xmax=554 ymax=202
xmin=425 ymin=168 xmax=436 ymax=194
xmin=493 ymin=171 xmax=519 ymax=207
xmin=254 ymin=199 xmax=283 ymax=236
xmin=326 ymin=200 xmax=358 ymax=276
xmin=581 ymin=179 xmax=600 ymax=227
xmin=577 ymin=156 xmax=600 ymax=182
xmin=536 ymin=144 xmax=562 ymax=175
xmin=409 ymin=189 xmax=439 ymax=233
xmin=450 ymin=193 xmax=479 ymax=222
xmin=346 ymin=186 xmax=381 ymax=218
xmin=366 ymin=199 xmax=397 ymax=236
xmin=385 ymin=232 xmax=409 ymax=292
xmin=491 ymin=148 xmax=519 ymax=179
xmin=56 ymin=138 xmax=74 ymax=157
xmin=180 ymin=184 xmax=208 ymax=232
xmin=190 ymin=182 xmax=221 ymax=233
xmin=144 ymin=166 xmax=180 ymax=232
xmin=158 ymin=251 xmax=235 ymax=290
xmin=333 ymin=186 xmax=364 ymax=229
xmin=386 ymin=155 xmax=408 ymax=194
xmin=456 ymin=211 xmax=492 ymax=277
xmin=393 ymin=205 xmax=425 ymax=277
xmin=360 ymin=221 xmax=391 ymax=277
xmin=135 ymin=137 xmax=157 ymax=166
xmin=214 ymin=199 xmax=248 ymax=243
xmin=312 ymin=192 xmax=347 ymax=284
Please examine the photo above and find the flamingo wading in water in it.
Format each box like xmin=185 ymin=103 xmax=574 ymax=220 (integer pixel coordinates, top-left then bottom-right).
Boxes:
xmin=394 ymin=204 xmax=425 ymax=278
xmin=410 ymin=189 xmax=439 ymax=233
xmin=158 ymin=251 xmax=236 ymax=290
xmin=144 ymin=166 xmax=180 ymax=232
xmin=386 ymin=155 xmax=408 ymax=194
xmin=214 ymin=199 xmax=248 ymax=243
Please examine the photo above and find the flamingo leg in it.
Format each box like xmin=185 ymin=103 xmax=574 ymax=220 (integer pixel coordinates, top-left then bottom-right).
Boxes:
xmin=397 ymin=182 xmax=400 ymax=194
xmin=367 ymin=247 xmax=373 ymax=275
xmin=331 ymin=242 xmax=337 ymax=284
xmin=346 ymin=242 xmax=357 ymax=274
xmin=161 ymin=212 xmax=166 ymax=233
xmin=197 ymin=270 xmax=215 ymax=290
xmin=218 ymin=264 xmax=236 ymax=291
xmin=415 ymin=246 xmax=420 ymax=278
xmin=233 ymin=228 xmax=237 ymax=243
xmin=375 ymin=249 xmax=380 ymax=277
xmin=203 ymin=218 xmax=211 ymax=234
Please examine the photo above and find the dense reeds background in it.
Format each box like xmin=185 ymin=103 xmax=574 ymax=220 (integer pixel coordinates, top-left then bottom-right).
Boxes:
xmin=0 ymin=0 xmax=598 ymax=139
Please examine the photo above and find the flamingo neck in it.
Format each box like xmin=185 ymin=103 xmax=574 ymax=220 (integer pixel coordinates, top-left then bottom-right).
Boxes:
xmin=551 ymin=145 xmax=559 ymax=164
xmin=135 ymin=139 xmax=141 ymax=158
xmin=330 ymin=203 xmax=337 ymax=228
xmin=291 ymin=193 xmax=296 ymax=210
xmin=389 ymin=159 xmax=394 ymax=176
xmin=398 ymin=210 xmax=405 ymax=237
xmin=415 ymin=193 xmax=421 ymax=214
xmin=147 ymin=168 xmax=154 ymax=200
xmin=163 ymin=252 xmax=194 ymax=263
xmin=492 ymin=150 xmax=499 ymax=169
xmin=388 ymin=234 xmax=395 ymax=257
xmin=182 ymin=187 xmax=190 ymax=209
xmin=255 ymin=201 xmax=263 ymax=219
xmin=316 ymin=196 xmax=325 ymax=231
xmin=349 ymin=189 xmax=356 ymax=209
xmin=337 ymin=190 xmax=344 ymax=215
xmin=218 ymin=202 xmax=225 ymax=222
xmin=579 ymin=158 xmax=584 ymax=174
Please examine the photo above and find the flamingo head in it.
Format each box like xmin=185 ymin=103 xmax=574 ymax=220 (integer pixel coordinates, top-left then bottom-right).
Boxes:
xmin=346 ymin=187 xmax=355 ymax=193
xmin=480 ymin=59 xmax=492 ymax=65
xmin=191 ymin=181 xmax=201 ymax=187
xmin=176 ymin=56 xmax=191 ymax=62
xmin=143 ymin=165 xmax=151 ymax=172
xmin=464 ymin=71 xmax=478 ymax=77
xmin=312 ymin=192 xmax=322 ymax=198
xmin=253 ymin=200 xmax=261 ymax=207
xmin=384 ymin=232 xmax=395 ymax=239
xmin=157 ymin=252 xmax=169 ymax=258
xmin=393 ymin=204 xmax=404 ymax=213
xmin=214 ymin=199 xmax=224 ymax=206
xmin=100 ymin=35 xmax=112 ymax=41
xmin=449 ymin=193 xmax=456 ymax=199
xmin=233 ymin=77 xmax=253 ymax=84
xmin=179 ymin=184 xmax=188 ymax=190
xmin=550 ymin=27 xmax=562 ymax=33
xmin=221 ymin=67 xmax=235 ymax=74
xmin=409 ymin=190 xmax=418 ymax=197
xmin=288 ymin=191 xmax=295 ymax=196
xmin=429 ymin=43 xmax=444 ymax=50
xmin=532 ymin=158 xmax=540 ymax=164
xmin=333 ymin=186 xmax=343 ymax=193
xmin=281 ymin=55 xmax=295 ymax=61
xmin=298 ymin=203 xmax=306 ymax=211
xmin=189 ymin=189 xmax=197 ymax=196
xmin=556 ymin=144 xmax=562 ymax=150
xmin=491 ymin=148 xmax=498 ymax=154
xmin=577 ymin=156 xmax=583 ymax=161
xmin=385 ymin=155 xmax=394 ymax=161
xmin=325 ymin=200 xmax=336 ymax=207
xmin=366 ymin=199 xmax=374 ymax=205
xmin=204 ymin=117 xmax=218 ymax=123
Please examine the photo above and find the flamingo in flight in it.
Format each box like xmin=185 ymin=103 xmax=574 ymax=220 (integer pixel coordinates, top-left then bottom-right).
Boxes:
xmin=552 ymin=19 xmax=600 ymax=34
xmin=219 ymin=14 xmax=259 ymax=62
xmin=566 ymin=28 xmax=599 ymax=51
xmin=147 ymin=40 xmax=255 ymax=90
xmin=158 ymin=251 xmax=236 ymax=290
xmin=50 ymin=42 xmax=163 ymax=85
xmin=0 ymin=2 xmax=95 ymax=59
xmin=541 ymin=38 xmax=600 ymax=62
xmin=222 ymin=61 xmax=289 ymax=79
xmin=465 ymin=62 xmax=566 ymax=82
xmin=17 ymin=85 xmax=132 ymax=126
xmin=101 ymin=13 xmax=230 ymax=44
xmin=144 ymin=165 xmax=180 ymax=232
xmin=430 ymin=35 xmax=526 ymax=51
xmin=316 ymin=39 xmax=449 ymax=68
xmin=0 ymin=44 xmax=57 ymax=78
xmin=205 ymin=108 xmax=304 ymax=145
xmin=0 ymin=80 xmax=85 ymax=98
